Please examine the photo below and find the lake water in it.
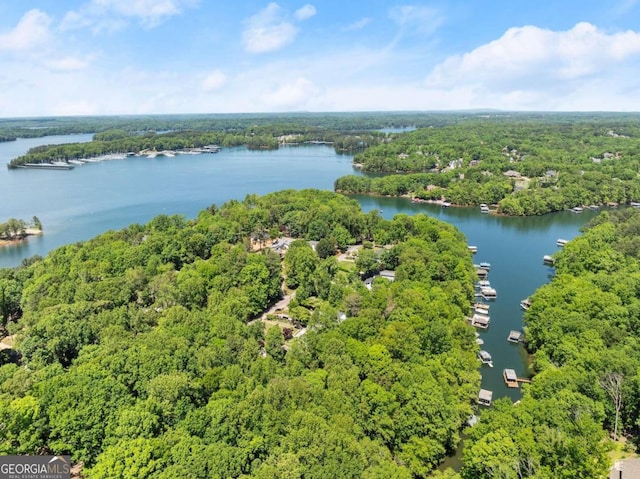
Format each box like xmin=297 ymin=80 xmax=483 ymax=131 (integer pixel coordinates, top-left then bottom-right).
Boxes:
xmin=0 ymin=135 xmax=356 ymax=267
xmin=0 ymin=134 xmax=597 ymax=403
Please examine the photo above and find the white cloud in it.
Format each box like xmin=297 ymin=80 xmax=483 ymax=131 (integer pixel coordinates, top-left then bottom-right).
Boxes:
xmin=44 ymin=56 xmax=93 ymax=72
xmin=426 ymin=22 xmax=640 ymax=90
xmin=260 ymin=77 xmax=320 ymax=108
xmin=343 ymin=17 xmax=371 ymax=32
xmin=201 ymin=70 xmax=227 ymax=91
xmin=243 ymin=3 xmax=299 ymax=53
xmin=295 ymin=4 xmax=316 ymax=21
xmin=389 ymin=5 xmax=444 ymax=35
xmin=419 ymin=22 xmax=640 ymax=111
xmin=62 ymin=0 xmax=197 ymax=30
xmin=0 ymin=9 xmax=52 ymax=52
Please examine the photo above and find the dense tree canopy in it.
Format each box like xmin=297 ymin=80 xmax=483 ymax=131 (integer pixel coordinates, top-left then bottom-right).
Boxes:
xmin=0 ymin=189 xmax=481 ymax=478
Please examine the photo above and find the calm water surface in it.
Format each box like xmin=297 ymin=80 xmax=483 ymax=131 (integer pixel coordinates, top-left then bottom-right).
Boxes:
xmin=0 ymin=135 xmax=356 ymax=267
xmin=1 ymin=135 xmax=597 ymax=404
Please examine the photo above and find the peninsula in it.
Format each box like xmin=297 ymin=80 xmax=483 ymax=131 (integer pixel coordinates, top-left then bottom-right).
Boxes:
xmin=0 ymin=217 xmax=42 ymax=247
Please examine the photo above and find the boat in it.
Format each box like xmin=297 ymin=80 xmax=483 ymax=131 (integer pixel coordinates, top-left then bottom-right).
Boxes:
xmin=631 ymin=202 xmax=640 ymax=208
xmin=503 ymin=368 xmax=519 ymax=388
xmin=571 ymin=206 xmax=583 ymax=213
xmin=479 ymin=262 xmax=491 ymax=270
xmin=441 ymin=202 xmax=451 ymax=207
xmin=520 ymin=298 xmax=531 ymax=310
xmin=588 ymin=205 xmax=600 ymax=210
xmin=478 ymin=350 xmax=494 ymax=367
xmin=480 ymin=204 xmax=490 ymax=213
xmin=468 ymin=245 xmax=478 ymax=254
xmin=556 ymin=238 xmax=569 ymax=247
xmin=543 ymin=255 xmax=554 ymax=265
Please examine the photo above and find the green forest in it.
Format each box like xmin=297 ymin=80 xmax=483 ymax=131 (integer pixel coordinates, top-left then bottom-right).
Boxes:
xmin=335 ymin=116 xmax=640 ymax=215
xmin=0 ymin=190 xmax=483 ymax=478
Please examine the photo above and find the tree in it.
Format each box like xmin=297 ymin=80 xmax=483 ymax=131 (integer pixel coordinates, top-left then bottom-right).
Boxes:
xmin=356 ymin=249 xmax=379 ymax=277
xmin=315 ymin=238 xmax=335 ymax=259
xmin=600 ymin=371 xmax=624 ymax=440
xmin=265 ymin=326 xmax=285 ymax=362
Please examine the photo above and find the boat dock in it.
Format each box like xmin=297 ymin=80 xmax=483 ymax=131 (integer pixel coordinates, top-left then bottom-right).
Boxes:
xmin=507 ymin=330 xmax=523 ymax=343
xmin=478 ymin=389 xmax=493 ymax=406
xmin=503 ymin=368 xmax=531 ymax=388
xmin=469 ymin=313 xmax=490 ymax=328
xmin=481 ymin=287 xmax=497 ymax=300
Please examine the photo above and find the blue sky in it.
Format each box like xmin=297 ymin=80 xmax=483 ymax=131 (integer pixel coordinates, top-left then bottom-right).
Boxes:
xmin=1 ymin=1 xmax=640 ymax=116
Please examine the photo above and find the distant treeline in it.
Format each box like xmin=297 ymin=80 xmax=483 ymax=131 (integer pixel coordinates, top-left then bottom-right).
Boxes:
xmin=7 ymin=127 xmax=386 ymax=168
xmin=0 ymin=111 xmax=445 ymax=141
xmin=335 ymin=116 xmax=640 ymax=215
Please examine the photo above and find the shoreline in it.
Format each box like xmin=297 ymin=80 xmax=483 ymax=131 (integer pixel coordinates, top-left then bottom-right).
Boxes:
xmin=0 ymin=228 xmax=42 ymax=248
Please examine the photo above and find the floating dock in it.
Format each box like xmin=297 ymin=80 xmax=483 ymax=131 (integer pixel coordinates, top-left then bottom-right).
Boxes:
xmin=503 ymin=369 xmax=519 ymax=388
xmin=507 ymin=330 xmax=523 ymax=343
xmin=469 ymin=314 xmax=490 ymax=328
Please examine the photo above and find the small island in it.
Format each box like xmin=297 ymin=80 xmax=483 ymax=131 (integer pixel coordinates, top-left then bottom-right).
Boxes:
xmin=0 ymin=216 xmax=42 ymax=246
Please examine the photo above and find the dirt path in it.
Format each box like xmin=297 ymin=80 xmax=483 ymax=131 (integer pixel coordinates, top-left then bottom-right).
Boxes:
xmin=248 ymin=282 xmax=296 ymax=325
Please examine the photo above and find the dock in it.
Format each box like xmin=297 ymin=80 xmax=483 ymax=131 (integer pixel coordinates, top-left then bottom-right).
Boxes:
xmin=503 ymin=369 xmax=519 ymax=388
xmin=478 ymin=389 xmax=493 ymax=406
xmin=507 ymin=330 xmax=523 ymax=343
xmin=503 ymin=368 xmax=531 ymax=388
xmin=543 ymin=255 xmax=554 ymax=265
xmin=469 ymin=313 xmax=490 ymax=329
xmin=481 ymin=287 xmax=497 ymax=300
